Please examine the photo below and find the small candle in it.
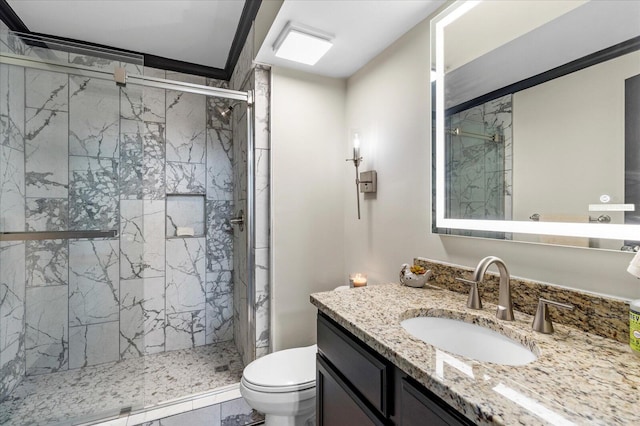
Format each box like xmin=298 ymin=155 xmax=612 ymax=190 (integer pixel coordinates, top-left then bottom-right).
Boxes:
xmin=349 ymin=273 xmax=367 ymax=288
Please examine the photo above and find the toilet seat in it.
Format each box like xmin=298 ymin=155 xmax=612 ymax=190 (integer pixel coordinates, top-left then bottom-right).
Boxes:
xmin=242 ymin=376 xmax=315 ymax=393
xmin=242 ymin=345 xmax=317 ymax=393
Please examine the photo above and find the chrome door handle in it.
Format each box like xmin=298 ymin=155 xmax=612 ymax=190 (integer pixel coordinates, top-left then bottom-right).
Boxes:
xmin=230 ymin=210 xmax=244 ymax=232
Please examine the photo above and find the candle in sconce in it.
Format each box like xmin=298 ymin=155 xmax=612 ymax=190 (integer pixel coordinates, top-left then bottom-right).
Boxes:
xmin=349 ymin=273 xmax=367 ymax=288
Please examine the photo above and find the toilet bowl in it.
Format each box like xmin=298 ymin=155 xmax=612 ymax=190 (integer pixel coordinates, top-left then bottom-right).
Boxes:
xmin=240 ymin=344 xmax=317 ymax=426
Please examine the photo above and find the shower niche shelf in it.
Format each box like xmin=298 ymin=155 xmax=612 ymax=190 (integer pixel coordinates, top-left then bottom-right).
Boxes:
xmin=166 ymin=193 xmax=206 ymax=238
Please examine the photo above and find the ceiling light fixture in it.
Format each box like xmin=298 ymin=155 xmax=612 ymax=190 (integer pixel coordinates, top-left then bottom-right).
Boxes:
xmin=273 ymin=22 xmax=333 ymax=66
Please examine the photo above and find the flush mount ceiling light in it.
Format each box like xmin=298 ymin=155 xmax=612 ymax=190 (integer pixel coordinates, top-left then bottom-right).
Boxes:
xmin=273 ymin=22 xmax=333 ymax=65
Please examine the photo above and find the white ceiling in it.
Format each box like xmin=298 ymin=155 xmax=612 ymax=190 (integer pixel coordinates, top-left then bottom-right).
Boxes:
xmin=7 ymin=0 xmax=245 ymax=69
xmin=256 ymin=0 xmax=445 ymax=78
xmin=5 ymin=0 xmax=446 ymax=79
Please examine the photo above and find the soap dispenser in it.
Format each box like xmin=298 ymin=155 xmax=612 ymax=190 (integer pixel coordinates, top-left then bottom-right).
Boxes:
xmin=626 ymin=251 xmax=640 ymax=357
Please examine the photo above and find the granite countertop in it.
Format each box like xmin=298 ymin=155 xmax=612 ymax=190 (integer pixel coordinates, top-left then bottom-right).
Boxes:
xmin=310 ymin=283 xmax=639 ymax=425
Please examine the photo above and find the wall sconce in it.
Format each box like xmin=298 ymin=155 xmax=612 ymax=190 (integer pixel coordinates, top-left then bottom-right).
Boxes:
xmin=346 ymin=133 xmax=377 ymax=219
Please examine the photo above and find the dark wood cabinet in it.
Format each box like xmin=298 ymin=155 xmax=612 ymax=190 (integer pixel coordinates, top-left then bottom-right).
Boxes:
xmin=317 ymin=355 xmax=386 ymax=426
xmin=317 ymin=313 xmax=475 ymax=426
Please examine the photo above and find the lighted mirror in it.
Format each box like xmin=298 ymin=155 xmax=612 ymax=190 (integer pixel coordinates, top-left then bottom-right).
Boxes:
xmin=432 ymin=0 xmax=640 ymax=251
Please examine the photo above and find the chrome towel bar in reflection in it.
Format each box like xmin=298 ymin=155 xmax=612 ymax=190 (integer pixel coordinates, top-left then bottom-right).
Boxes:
xmin=0 ymin=229 xmax=118 ymax=241
xmin=529 ymin=213 xmax=611 ymax=223
xmin=448 ymin=127 xmax=503 ymax=143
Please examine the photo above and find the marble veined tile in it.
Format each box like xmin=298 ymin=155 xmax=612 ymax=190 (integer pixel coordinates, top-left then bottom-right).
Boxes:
xmin=69 ymin=321 xmax=119 ymax=369
xmin=166 ymin=162 xmax=206 ymax=194
xmin=165 ymin=310 xmax=206 ymax=351
xmin=0 ymin=29 xmax=27 ymax=55
xmin=25 ymin=285 xmax=68 ymax=375
xmin=255 ymin=248 xmax=269 ymax=350
xmin=206 ymin=272 xmax=233 ymax=345
xmin=0 ymin=145 xmax=25 ymax=232
xmin=0 ymin=241 xmax=25 ymax=398
xmin=142 ymin=67 xmax=166 ymax=123
xmin=165 ymin=90 xmax=206 ymax=163
xmin=143 ymin=122 xmax=166 ymax=199
xmin=255 ymin=149 xmax=269 ymax=250
xmin=206 ymin=293 xmax=233 ymax=344
xmin=166 ymin=238 xmax=206 ymax=314
xmin=142 ymin=200 xmax=165 ymax=278
xmin=232 ymin=111 xmax=247 ymax=203
xmin=0 ymin=64 xmax=25 ymax=151
xmin=26 ymin=239 xmax=68 ymax=287
xmin=69 ymin=239 xmax=119 ymax=326
xmin=25 ymin=108 xmax=69 ymax=198
xmin=206 ymin=129 xmax=233 ymax=201
xmin=26 ymin=198 xmax=68 ymax=231
xmin=120 ymin=119 xmax=144 ymax=200
xmin=120 ymin=60 xmax=144 ymax=75
xmin=69 ymin=76 xmax=119 ymax=157
xmin=69 ymin=155 xmax=119 ymax=231
xmin=25 ymin=69 xmax=68 ymax=112
xmin=119 ymin=199 xmax=167 ymax=279
xmin=120 ymin=277 xmax=165 ymax=358
xmin=206 ymin=200 xmax=233 ymax=272
xmin=121 ymin=85 xmax=144 ymax=122
xmin=206 ymin=270 xmax=232 ymax=295
xmin=206 ymin=79 xmax=232 ymax=131
xmin=254 ymin=66 xmax=270 ymax=150
xmin=120 ymin=200 xmax=144 ymax=280
xmin=21 ymin=43 xmax=68 ymax=64
xmin=69 ymin=53 xmax=118 ymax=71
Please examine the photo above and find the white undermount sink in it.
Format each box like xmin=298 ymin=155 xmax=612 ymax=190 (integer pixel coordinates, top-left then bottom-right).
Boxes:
xmin=401 ymin=316 xmax=537 ymax=366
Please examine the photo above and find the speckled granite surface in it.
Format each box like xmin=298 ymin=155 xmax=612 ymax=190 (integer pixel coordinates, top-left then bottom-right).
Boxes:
xmin=415 ymin=257 xmax=630 ymax=343
xmin=311 ymin=283 xmax=640 ymax=425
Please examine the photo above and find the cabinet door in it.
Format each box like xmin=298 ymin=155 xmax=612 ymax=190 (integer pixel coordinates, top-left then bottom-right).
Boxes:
xmin=400 ymin=378 xmax=474 ymax=426
xmin=317 ymin=313 xmax=390 ymax=415
xmin=317 ymin=355 xmax=386 ymax=426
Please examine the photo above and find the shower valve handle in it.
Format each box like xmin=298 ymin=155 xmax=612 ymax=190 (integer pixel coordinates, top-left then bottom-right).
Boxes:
xmin=230 ymin=210 xmax=245 ymax=232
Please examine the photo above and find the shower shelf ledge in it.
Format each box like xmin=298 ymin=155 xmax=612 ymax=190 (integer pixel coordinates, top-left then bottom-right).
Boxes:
xmin=0 ymin=230 xmax=119 ymax=241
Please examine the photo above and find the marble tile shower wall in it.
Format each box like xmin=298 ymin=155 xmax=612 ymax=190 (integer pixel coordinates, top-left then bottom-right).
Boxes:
xmin=0 ymin=38 xmax=236 ymax=399
xmin=447 ymin=94 xmax=513 ymax=221
xmin=230 ymin=24 xmax=271 ymax=365
xmin=1 ymin=29 xmax=28 ymax=400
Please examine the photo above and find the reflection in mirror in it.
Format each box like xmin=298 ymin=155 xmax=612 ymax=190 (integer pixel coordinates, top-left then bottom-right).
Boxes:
xmin=432 ymin=0 xmax=640 ymax=251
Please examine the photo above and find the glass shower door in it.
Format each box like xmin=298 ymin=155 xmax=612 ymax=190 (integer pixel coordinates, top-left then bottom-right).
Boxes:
xmin=0 ymin=31 xmax=148 ymax=424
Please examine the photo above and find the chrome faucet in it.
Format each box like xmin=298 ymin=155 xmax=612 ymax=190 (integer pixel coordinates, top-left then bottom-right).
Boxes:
xmin=458 ymin=256 xmax=515 ymax=321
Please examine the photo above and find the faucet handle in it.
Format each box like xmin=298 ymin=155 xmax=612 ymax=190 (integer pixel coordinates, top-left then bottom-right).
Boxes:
xmin=532 ymin=298 xmax=574 ymax=334
xmin=456 ymin=278 xmax=482 ymax=310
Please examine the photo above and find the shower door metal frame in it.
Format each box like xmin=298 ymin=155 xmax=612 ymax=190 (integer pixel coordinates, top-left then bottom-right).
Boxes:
xmin=0 ymin=48 xmax=258 ymax=361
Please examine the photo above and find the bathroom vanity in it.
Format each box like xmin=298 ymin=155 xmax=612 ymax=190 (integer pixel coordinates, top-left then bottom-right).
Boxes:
xmin=311 ymin=275 xmax=639 ymax=425
xmin=317 ymin=312 xmax=473 ymax=425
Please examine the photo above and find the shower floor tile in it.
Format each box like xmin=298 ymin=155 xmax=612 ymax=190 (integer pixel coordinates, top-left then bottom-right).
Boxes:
xmin=0 ymin=341 xmax=244 ymax=426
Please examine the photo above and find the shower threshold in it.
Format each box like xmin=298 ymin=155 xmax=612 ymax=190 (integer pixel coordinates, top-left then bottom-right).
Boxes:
xmin=0 ymin=341 xmax=244 ymax=426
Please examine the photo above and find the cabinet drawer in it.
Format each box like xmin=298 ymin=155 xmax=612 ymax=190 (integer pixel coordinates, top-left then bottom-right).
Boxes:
xmin=317 ymin=314 xmax=390 ymax=415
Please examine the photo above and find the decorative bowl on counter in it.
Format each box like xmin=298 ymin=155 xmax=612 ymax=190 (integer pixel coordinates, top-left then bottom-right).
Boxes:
xmin=399 ymin=263 xmax=432 ymax=288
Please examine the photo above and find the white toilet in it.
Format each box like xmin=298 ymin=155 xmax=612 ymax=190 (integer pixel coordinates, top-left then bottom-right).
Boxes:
xmin=240 ymin=344 xmax=317 ymax=426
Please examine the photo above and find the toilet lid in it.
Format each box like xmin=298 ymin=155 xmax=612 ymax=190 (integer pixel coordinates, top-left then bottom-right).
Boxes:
xmin=243 ymin=345 xmax=317 ymax=392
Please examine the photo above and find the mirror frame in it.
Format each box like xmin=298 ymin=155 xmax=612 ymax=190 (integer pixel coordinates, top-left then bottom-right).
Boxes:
xmin=432 ymin=1 xmax=640 ymax=242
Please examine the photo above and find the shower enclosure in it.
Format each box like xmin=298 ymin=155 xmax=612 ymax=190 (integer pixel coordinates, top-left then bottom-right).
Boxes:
xmin=0 ymin=30 xmax=260 ymax=425
xmin=443 ymin=94 xmax=513 ymax=239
